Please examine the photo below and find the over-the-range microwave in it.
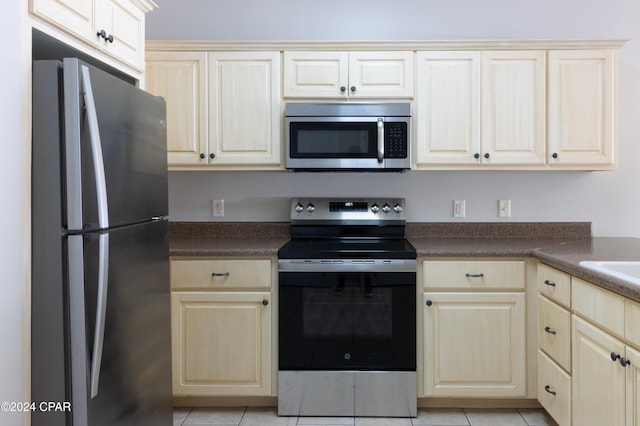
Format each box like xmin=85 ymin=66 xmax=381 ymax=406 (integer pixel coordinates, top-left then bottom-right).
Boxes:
xmin=284 ymin=102 xmax=411 ymax=171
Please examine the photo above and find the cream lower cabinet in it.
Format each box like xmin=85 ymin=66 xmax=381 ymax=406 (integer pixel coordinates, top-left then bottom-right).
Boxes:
xmin=536 ymin=263 xmax=572 ymax=426
xmin=571 ymin=277 xmax=639 ymax=426
xmin=171 ymin=291 xmax=271 ymax=396
xmin=170 ymin=258 xmax=274 ymax=397
xmin=421 ymin=260 xmax=526 ymax=397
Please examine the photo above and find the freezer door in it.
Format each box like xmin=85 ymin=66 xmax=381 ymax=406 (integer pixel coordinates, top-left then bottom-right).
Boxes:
xmin=63 ymin=58 xmax=168 ymax=231
xmin=67 ymin=220 xmax=172 ymax=426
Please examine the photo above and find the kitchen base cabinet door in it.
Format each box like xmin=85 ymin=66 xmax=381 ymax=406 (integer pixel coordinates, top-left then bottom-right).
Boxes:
xmin=572 ymin=316 xmax=626 ymax=426
xmin=171 ymin=291 xmax=271 ymax=396
xmin=628 ymin=346 xmax=640 ymax=426
xmin=423 ymin=292 xmax=526 ymax=397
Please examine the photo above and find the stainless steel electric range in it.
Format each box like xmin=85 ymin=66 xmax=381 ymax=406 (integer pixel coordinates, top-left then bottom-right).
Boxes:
xmin=277 ymin=198 xmax=417 ymax=418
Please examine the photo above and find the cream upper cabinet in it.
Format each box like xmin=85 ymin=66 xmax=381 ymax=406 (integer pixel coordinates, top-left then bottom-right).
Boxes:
xmin=547 ymin=50 xmax=617 ymax=168
xmin=146 ymin=52 xmax=208 ymax=165
xmin=30 ymin=0 xmax=152 ymax=71
xmin=414 ymin=50 xmax=545 ymax=168
xmin=283 ymin=51 xmax=413 ymax=98
xmin=94 ymin=0 xmax=145 ymax=70
xmin=415 ymin=51 xmax=481 ymax=166
xmin=481 ymin=51 xmax=546 ymax=165
xmin=31 ymin=0 xmax=96 ymax=41
xmin=208 ymin=52 xmax=281 ymax=167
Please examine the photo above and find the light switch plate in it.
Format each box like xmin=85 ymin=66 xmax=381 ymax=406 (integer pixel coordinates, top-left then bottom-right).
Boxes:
xmin=453 ymin=200 xmax=465 ymax=218
xmin=498 ymin=199 xmax=511 ymax=218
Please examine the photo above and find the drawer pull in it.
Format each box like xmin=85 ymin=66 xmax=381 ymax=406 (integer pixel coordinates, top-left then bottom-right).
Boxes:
xmin=544 ymin=326 xmax=557 ymax=335
xmin=465 ymin=273 xmax=484 ymax=278
xmin=544 ymin=385 xmax=557 ymax=396
xmin=620 ymin=357 xmax=631 ymax=367
xmin=543 ymin=279 xmax=556 ymax=287
xmin=212 ymin=272 xmax=230 ymax=277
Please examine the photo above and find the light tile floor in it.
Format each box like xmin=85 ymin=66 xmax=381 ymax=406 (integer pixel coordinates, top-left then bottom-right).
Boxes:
xmin=173 ymin=407 xmax=558 ymax=426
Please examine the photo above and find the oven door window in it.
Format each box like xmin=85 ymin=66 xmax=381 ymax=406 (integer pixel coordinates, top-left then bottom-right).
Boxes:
xmin=279 ymin=271 xmax=416 ymax=371
xmin=289 ymin=122 xmax=378 ymax=159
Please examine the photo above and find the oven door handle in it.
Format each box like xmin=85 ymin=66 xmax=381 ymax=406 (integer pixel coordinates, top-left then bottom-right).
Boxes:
xmin=377 ymin=118 xmax=384 ymax=163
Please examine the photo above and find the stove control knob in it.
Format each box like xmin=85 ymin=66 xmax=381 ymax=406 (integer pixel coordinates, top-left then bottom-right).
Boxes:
xmin=393 ymin=204 xmax=403 ymax=213
xmin=381 ymin=204 xmax=391 ymax=214
xmin=370 ymin=204 xmax=380 ymax=214
xmin=306 ymin=203 xmax=316 ymax=213
xmin=294 ymin=203 xmax=304 ymax=213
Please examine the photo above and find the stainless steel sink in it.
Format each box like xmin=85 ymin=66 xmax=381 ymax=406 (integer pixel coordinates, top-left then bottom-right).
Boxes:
xmin=579 ymin=261 xmax=640 ymax=286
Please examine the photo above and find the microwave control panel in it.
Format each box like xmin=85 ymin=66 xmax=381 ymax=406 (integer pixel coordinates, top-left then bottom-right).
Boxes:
xmin=385 ymin=122 xmax=408 ymax=158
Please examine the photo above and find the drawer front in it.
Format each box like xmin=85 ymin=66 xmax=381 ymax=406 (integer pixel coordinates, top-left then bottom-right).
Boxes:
xmin=422 ymin=260 xmax=525 ymax=290
xmin=537 ymin=263 xmax=571 ymax=308
xmin=538 ymin=295 xmax=572 ymax=372
xmin=537 ymin=350 xmax=571 ymax=426
xmin=171 ymin=259 xmax=272 ymax=290
xmin=572 ymin=277 xmax=625 ymax=338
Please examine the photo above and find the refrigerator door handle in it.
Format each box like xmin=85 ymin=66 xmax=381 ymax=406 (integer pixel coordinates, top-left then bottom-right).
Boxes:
xmin=80 ymin=65 xmax=110 ymax=230
xmin=90 ymin=233 xmax=110 ymax=398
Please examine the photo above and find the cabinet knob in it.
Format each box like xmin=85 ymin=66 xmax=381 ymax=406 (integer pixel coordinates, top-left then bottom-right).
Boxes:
xmin=199 ymin=153 xmax=206 ymax=159
xmin=425 ymin=300 xmax=433 ymax=307
xmin=544 ymin=326 xmax=557 ymax=335
xmin=474 ymin=153 xmax=480 ymax=159
xmin=210 ymin=153 xmax=216 ymax=159
xmin=340 ymin=86 xmax=346 ymax=92
xmin=543 ymin=280 xmax=556 ymax=287
xmin=552 ymin=153 xmax=558 ymax=159
xmin=484 ymin=153 xmax=490 ymax=159
xmin=544 ymin=385 xmax=557 ymax=396
xmin=350 ymin=86 xmax=356 ymax=92
xmin=611 ymin=352 xmax=621 ymax=362
xmin=620 ymin=357 xmax=631 ymax=367
xmin=106 ymin=34 xmax=114 ymax=43
xmin=262 ymin=299 xmax=269 ymax=306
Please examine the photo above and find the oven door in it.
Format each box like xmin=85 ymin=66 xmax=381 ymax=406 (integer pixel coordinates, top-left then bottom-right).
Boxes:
xmin=285 ymin=117 xmax=409 ymax=170
xmin=278 ymin=261 xmax=416 ymax=371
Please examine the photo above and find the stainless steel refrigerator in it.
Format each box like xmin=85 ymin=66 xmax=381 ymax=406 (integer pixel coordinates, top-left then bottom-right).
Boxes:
xmin=31 ymin=58 xmax=172 ymax=426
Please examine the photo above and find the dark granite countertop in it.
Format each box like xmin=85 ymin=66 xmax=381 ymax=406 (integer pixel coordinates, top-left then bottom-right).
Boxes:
xmin=169 ymin=222 xmax=640 ymax=303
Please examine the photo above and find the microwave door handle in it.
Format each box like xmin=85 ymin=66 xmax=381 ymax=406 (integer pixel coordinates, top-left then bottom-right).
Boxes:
xmin=377 ymin=118 xmax=384 ymax=163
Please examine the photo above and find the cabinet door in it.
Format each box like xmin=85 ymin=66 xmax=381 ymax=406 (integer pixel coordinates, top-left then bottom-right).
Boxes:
xmin=548 ymin=50 xmax=616 ymax=168
xmin=146 ymin=52 xmax=208 ymax=165
xmin=481 ymin=51 xmax=546 ymax=165
xmin=348 ymin=51 xmax=414 ymax=98
xmin=283 ymin=51 xmax=349 ymax=98
xmin=627 ymin=346 xmax=640 ymax=426
xmin=31 ymin=0 xmax=96 ymax=41
xmin=414 ymin=51 xmax=480 ymax=166
xmin=95 ymin=0 xmax=144 ymax=70
xmin=572 ymin=316 xmax=626 ymax=426
xmin=423 ymin=292 xmax=526 ymax=397
xmin=208 ymin=52 xmax=282 ymax=166
xmin=171 ymin=291 xmax=271 ymax=396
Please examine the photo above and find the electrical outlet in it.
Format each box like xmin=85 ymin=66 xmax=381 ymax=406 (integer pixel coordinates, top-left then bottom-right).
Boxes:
xmin=453 ymin=200 xmax=465 ymax=218
xmin=212 ymin=199 xmax=224 ymax=217
xmin=498 ymin=199 xmax=511 ymax=218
